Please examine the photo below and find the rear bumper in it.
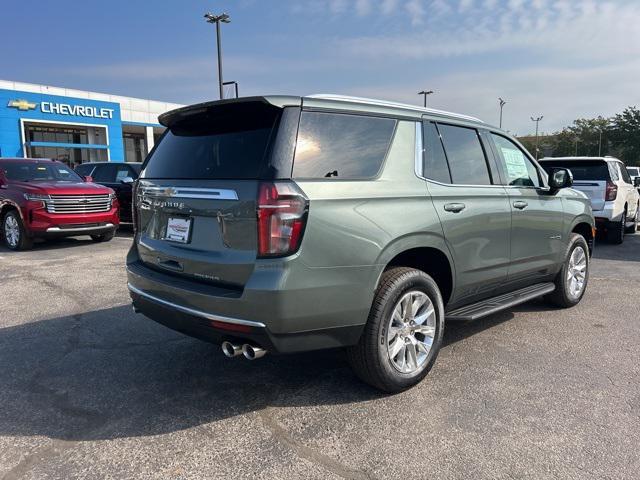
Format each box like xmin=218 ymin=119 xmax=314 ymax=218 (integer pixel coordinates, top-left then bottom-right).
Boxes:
xmin=126 ymin=251 xmax=377 ymax=354
xmin=128 ymin=282 xmax=363 ymax=354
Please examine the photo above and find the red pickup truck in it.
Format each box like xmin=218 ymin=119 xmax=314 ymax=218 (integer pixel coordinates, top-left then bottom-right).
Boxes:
xmin=0 ymin=158 xmax=119 ymax=250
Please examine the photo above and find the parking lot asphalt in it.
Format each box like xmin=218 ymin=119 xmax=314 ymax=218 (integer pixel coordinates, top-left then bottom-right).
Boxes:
xmin=0 ymin=231 xmax=639 ymax=480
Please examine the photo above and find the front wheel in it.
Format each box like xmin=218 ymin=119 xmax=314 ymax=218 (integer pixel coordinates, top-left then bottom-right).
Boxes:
xmin=546 ymin=233 xmax=589 ymax=308
xmin=2 ymin=210 xmax=33 ymax=250
xmin=347 ymin=267 xmax=445 ymax=393
xmin=90 ymin=229 xmax=116 ymax=242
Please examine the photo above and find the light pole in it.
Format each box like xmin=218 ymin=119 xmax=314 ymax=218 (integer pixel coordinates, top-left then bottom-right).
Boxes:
xmin=418 ymin=90 xmax=434 ymax=108
xmin=531 ymin=115 xmax=543 ymax=160
xmin=204 ymin=12 xmax=231 ymax=100
xmin=499 ymin=98 xmax=506 ymax=129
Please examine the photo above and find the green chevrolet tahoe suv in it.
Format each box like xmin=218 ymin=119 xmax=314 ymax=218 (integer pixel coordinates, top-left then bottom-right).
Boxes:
xmin=127 ymin=95 xmax=594 ymax=392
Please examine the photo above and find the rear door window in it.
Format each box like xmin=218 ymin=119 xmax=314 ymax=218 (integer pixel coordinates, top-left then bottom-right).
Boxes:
xmin=292 ymin=111 xmax=396 ymax=179
xmin=422 ymin=122 xmax=451 ymax=183
xmin=491 ymin=133 xmax=541 ymax=187
xmin=437 ymin=124 xmax=492 ymax=185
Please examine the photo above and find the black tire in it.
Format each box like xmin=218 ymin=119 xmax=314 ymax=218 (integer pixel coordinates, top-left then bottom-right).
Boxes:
xmin=2 ymin=210 xmax=33 ymax=251
xmin=346 ymin=267 xmax=445 ymax=393
xmin=545 ymin=233 xmax=589 ymax=308
xmin=607 ymin=209 xmax=625 ymax=244
xmin=625 ymin=204 xmax=638 ymax=234
xmin=90 ymin=229 xmax=116 ymax=242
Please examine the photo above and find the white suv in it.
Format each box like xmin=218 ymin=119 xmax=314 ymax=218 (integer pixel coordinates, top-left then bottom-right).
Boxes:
xmin=540 ymin=157 xmax=640 ymax=244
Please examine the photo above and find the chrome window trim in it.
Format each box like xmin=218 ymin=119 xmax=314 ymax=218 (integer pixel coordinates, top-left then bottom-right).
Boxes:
xmin=139 ymin=186 xmax=239 ymax=200
xmin=415 ymin=121 xmax=506 ymax=189
xmin=127 ymin=283 xmax=267 ymax=328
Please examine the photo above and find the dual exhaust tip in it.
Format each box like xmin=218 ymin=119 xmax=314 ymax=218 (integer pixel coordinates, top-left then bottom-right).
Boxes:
xmin=221 ymin=341 xmax=267 ymax=360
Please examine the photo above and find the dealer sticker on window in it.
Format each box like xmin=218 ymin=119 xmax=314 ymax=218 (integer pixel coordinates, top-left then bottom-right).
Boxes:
xmin=165 ymin=217 xmax=192 ymax=243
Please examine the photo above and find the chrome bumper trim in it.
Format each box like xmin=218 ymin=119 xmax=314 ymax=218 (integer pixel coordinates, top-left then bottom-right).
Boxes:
xmin=46 ymin=223 xmax=115 ymax=233
xmin=127 ymin=283 xmax=266 ymax=328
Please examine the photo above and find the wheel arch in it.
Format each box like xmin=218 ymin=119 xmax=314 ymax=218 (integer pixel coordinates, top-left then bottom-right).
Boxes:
xmin=375 ymin=233 xmax=455 ymax=306
xmin=570 ymin=217 xmax=595 ymax=255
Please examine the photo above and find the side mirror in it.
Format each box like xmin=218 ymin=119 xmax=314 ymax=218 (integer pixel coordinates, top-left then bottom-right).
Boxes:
xmin=548 ymin=168 xmax=573 ymax=190
xmin=120 ymin=176 xmax=134 ymax=184
xmin=83 ymin=175 xmax=93 ymax=183
xmin=634 ymin=177 xmax=640 ymax=187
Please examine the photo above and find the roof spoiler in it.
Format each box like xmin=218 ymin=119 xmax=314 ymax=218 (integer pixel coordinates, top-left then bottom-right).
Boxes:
xmin=158 ymin=96 xmax=301 ymax=128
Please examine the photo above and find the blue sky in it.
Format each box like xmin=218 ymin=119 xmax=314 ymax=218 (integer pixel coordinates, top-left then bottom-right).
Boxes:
xmin=2 ymin=0 xmax=639 ymax=134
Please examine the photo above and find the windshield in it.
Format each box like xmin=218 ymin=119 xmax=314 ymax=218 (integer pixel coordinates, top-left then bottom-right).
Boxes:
xmin=2 ymin=162 xmax=83 ymax=182
xmin=539 ymin=160 xmax=610 ymax=181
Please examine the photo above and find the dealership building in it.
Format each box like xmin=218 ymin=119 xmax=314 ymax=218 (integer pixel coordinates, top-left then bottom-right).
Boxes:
xmin=0 ymin=79 xmax=184 ymax=166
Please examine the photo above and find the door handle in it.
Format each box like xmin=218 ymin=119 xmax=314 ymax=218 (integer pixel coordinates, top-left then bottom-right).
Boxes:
xmin=444 ymin=203 xmax=466 ymax=213
xmin=513 ymin=200 xmax=528 ymax=210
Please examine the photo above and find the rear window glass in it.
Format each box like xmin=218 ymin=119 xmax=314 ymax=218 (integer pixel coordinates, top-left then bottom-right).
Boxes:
xmin=142 ymin=103 xmax=281 ymax=179
xmin=628 ymin=167 xmax=639 ymax=176
xmin=292 ymin=111 xmax=396 ymax=179
xmin=539 ymin=160 xmax=609 ymax=181
xmin=437 ymin=124 xmax=491 ymax=185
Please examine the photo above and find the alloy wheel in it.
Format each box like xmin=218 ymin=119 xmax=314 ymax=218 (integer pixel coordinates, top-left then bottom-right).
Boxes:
xmin=4 ymin=215 xmax=20 ymax=248
xmin=566 ymin=245 xmax=587 ymax=299
xmin=386 ymin=290 xmax=436 ymax=374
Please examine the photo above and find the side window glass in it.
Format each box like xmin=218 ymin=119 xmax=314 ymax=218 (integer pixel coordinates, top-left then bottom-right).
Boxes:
xmin=491 ymin=134 xmax=540 ymax=187
xmin=92 ymin=165 xmax=116 ymax=183
xmin=437 ymin=124 xmax=491 ymax=185
xmin=422 ymin=122 xmax=451 ymax=183
xmin=292 ymin=112 xmax=396 ymax=179
xmin=619 ymin=164 xmax=632 ymax=184
xmin=608 ymin=163 xmax=619 ymax=181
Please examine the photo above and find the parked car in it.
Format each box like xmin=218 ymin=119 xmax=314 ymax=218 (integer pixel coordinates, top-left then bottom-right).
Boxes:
xmin=127 ymin=95 xmax=595 ymax=392
xmin=75 ymin=162 xmax=141 ymax=223
xmin=539 ymin=157 xmax=640 ymax=243
xmin=0 ymin=158 xmax=119 ymax=250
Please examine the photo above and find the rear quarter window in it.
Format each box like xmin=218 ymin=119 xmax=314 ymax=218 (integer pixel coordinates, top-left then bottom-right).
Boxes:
xmin=292 ymin=111 xmax=396 ymax=179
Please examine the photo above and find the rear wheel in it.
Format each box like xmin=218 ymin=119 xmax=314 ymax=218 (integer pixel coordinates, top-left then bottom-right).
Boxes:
xmin=346 ymin=267 xmax=444 ymax=393
xmin=90 ymin=229 xmax=116 ymax=242
xmin=607 ymin=209 xmax=626 ymax=244
xmin=2 ymin=210 xmax=33 ymax=251
xmin=625 ymin=204 xmax=638 ymax=234
xmin=546 ymin=233 xmax=589 ymax=308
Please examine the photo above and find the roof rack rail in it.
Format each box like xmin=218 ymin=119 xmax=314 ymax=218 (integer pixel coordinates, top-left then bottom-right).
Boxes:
xmin=306 ymin=94 xmax=484 ymax=123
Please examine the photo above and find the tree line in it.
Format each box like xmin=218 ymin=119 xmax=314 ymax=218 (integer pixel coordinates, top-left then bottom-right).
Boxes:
xmin=518 ymin=106 xmax=640 ymax=166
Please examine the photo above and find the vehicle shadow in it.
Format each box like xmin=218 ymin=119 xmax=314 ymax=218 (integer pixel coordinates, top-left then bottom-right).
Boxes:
xmin=0 ymin=228 xmax=133 ymax=253
xmin=0 ymin=303 xmax=517 ymax=442
xmin=592 ymin=232 xmax=640 ymax=263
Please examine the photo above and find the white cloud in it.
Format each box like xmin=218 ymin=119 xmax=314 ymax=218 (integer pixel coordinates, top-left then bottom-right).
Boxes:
xmin=355 ymin=0 xmax=372 ymax=16
xmin=405 ymin=0 xmax=426 ymax=25
xmin=381 ymin=0 xmax=399 ymax=14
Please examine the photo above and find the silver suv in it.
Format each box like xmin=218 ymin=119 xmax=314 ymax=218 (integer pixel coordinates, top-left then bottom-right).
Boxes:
xmin=127 ymin=95 xmax=594 ymax=392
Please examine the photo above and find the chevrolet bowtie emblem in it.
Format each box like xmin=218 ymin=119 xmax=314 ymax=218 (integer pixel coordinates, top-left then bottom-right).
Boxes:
xmin=8 ymin=99 xmax=37 ymax=111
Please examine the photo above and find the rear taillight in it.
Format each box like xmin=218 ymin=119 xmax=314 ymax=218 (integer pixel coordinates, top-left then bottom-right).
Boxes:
xmin=605 ymin=181 xmax=618 ymax=201
xmin=257 ymin=181 xmax=308 ymax=257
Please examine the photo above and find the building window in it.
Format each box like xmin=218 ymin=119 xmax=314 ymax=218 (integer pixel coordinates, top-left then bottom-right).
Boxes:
xmin=123 ymin=132 xmax=147 ymax=163
xmin=27 ymin=146 xmax=108 ymax=167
